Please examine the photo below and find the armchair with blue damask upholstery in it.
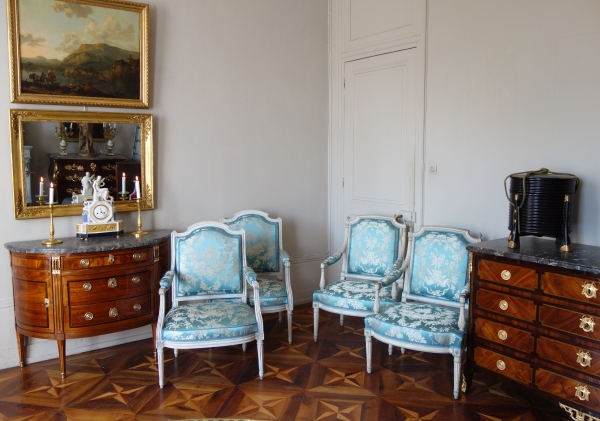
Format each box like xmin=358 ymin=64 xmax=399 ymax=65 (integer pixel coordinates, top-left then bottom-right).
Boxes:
xmin=364 ymin=226 xmax=481 ymax=399
xmin=312 ymin=215 xmax=408 ymax=342
xmin=155 ymin=221 xmax=264 ymax=388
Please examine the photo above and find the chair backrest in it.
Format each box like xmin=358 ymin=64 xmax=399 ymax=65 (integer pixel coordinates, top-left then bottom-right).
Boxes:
xmin=341 ymin=215 xmax=407 ymax=280
xmin=221 ymin=210 xmax=282 ymax=276
xmin=170 ymin=221 xmax=246 ymax=302
xmin=403 ymin=226 xmax=481 ymax=305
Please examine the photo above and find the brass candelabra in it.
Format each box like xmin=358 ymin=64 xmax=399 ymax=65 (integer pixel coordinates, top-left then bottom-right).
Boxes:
xmin=132 ymin=198 xmax=148 ymax=238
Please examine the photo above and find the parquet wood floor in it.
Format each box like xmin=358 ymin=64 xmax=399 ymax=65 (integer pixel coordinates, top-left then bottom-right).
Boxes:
xmin=0 ymin=304 xmax=570 ymax=420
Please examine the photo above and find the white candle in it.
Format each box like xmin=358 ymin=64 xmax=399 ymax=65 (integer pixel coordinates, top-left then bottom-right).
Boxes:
xmin=122 ymin=173 xmax=126 ymax=192
xmin=39 ymin=177 xmax=43 ymax=196
xmin=49 ymin=182 xmax=54 ymax=203
xmin=134 ymin=176 xmax=141 ymax=198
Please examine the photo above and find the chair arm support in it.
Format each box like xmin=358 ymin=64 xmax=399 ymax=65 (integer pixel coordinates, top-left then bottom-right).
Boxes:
xmin=460 ymin=283 xmax=470 ymax=297
xmin=458 ymin=293 xmax=468 ymax=331
xmin=244 ymin=266 xmax=258 ymax=284
xmin=320 ymin=253 xmax=343 ymax=290
xmin=246 ymin=276 xmax=264 ymax=340
xmin=159 ymin=270 xmax=175 ymax=290
xmin=373 ymin=282 xmax=382 ymax=314
xmin=280 ymin=250 xmax=290 ymax=265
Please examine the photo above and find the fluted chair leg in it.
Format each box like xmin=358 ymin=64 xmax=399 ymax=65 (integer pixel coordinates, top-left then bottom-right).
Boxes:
xmin=279 ymin=311 xmax=283 ymax=323
xmin=173 ymin=348 xmax=178 ymax=358
xmin=242 ymin=343 xmax=247 ymax=352
xmin=453 ymin=349 xmax=462 ymax=399
xmin=313 ymin=303 xmax=319 ymax=342
xmin=340 ymin=314 xmax=344 ymax=326
xmin=365 ymin=334 xmax=372 ymax=374
xmin=157 ymin=347 xmax=165 ymax=388
xmin=287 ymin=310 xmax=293 ymax=344
xmin=257 ymin=339 xmax=264 ymax=380
xmin=401 ymin=347 xmax=405 ymax=354
xmin=388 ymin=344 xmax=393 ymax=355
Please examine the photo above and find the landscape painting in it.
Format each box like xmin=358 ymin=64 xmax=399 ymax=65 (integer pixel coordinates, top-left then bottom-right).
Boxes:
xmin=7 ymin=0 xmax=149 ymax=108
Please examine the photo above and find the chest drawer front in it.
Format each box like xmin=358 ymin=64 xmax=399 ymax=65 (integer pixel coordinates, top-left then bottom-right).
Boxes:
xmin=474 ymin=318 xmax=534 ymax=353
xmin=536 ymin=369 xmax=600 ymax=411
xmin=541 ymin=272 xmax=599 ymax=305
xmin=476 ymin=289 xmax=536 ymax=322
xmin=62 ymin=248 xmax=152 ymax=270
xmin=474 ymin=347 xmax=532 ymax=384
xmin=537 ymin=336 xmax=600 ymax=377
xmin=539 ymin=305 xmax=600 ymax=342
xmin=478 ymin=259 xmax=537 ymax=290
xmin=66 ymin=270 xmax=151 ymax=306
xmin=68 ymin=294 xmax=151 ymax=328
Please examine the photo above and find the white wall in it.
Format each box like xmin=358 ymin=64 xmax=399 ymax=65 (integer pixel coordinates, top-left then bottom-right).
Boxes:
xmin=0 ymin=0 xmax=328 ymax=369
xmin=424 ymin=0 xmax=600 ymax=245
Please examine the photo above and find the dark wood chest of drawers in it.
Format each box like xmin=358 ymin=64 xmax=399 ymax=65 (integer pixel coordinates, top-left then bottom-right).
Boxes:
xmin=468 ymin=238 xmax=600 ymax=420
xmin=5 ymin=230 xmax=171 ymax=377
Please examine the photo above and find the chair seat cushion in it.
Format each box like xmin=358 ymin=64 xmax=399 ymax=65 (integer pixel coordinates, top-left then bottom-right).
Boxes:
xmin=248 ymin=278 xmax=288 ymax=307
xmin=313 ymin=280 xmax=397 ymax=313
xmin=162 ymin=302 xmax=257 ymax=342
xmin=364 ymin=302 xmax=465 ymax=349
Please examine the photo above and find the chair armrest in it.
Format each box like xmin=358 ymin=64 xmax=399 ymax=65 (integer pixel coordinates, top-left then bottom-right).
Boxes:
xmin=323 ymin=253 xmax=342 ymax=267
xmin=159 ymin=270 xmax=175 ymax=290
xmin=380 ymin=258 xmax=404 ymax=287
xmin=280 ymin=250 xmax=290 ymax=264
xmin=460 ymin=282 xmax=470 ymax=298
xmin=244 ymin=266 xmax=257 ymax=284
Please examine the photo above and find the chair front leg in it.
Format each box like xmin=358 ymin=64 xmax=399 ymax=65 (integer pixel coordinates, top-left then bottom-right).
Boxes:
xmin=452 ymin=348 xmax=462 ymax=399
xmin=313 ymin=302 xmax=319 ymax=342
xmin=157 ymin=341 xmax=165 ymax=388
xmin=365 ymin=330 xmax=372 ymax=374
xmin=257 ymin=339 xmax=264 ymax=380
xmin=287 ymin=310 xmax=293 ymax=344
xmin=340 ymin=314 xmax=344 ymax=326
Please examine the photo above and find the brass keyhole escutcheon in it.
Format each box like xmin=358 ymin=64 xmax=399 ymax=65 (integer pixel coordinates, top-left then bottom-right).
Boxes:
xmin=132 ymin=276 xmax=140 ymax=284
xmin=501 ymin=270 xmax=511 ymax=281
xmin=498 ymin=330 xmax=508 ymax=341
xmin=576 ymin=350 xmax=592 ymax=368
xmin=499 ymin=300 xmax=509 ymax=311
xmin=579 ymin=316 xmax=595 ymax=333
xmin=109 ymin=308 xmax=118 ymax=318
xmin=133 ymin=304 xmax=141 ymax=311
xmin=83 ymin=283 xmax=92 ymax=291
xmin=84 ymin=312 xmax=94 ymax=321
xmin=108 ymin=278 xmax=117 ymax=288
xmin=80 ymin=258 xmax=90 ymax=267
xmin=108 ymin=254 xmax=115 ymax=263
xmin=581 ymin=282 xmax=598 ymax=299
xmin=496 ymin=360 xmax=506 ymax=371
xmin=133 ymin=253 xmax=142 ymax=261
xmin=43 ymin=298 xmax=50 ymax=308
xmin=575 ymin=384 xmax=590 ymax=401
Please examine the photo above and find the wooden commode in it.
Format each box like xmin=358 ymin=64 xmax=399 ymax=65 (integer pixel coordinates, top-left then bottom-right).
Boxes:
xmin=5 ymin=230 xmax=171 ymax=377
xmin=467 ymin=237 xmax=600 ymax=421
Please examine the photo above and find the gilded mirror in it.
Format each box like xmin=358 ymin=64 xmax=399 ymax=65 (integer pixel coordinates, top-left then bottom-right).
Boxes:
xmin=10 ymin=109 xmax=154 ymax=219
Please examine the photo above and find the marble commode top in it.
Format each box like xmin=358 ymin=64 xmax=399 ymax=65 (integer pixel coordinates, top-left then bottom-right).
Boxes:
xmin=467 ymin=237 xmax=600 ymax=276
xmin=4 ymin=229 xmax=172 ymax=254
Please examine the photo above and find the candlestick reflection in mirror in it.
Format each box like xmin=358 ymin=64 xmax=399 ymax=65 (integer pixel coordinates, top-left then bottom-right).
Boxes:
xmin=39 ymin=177 xmax=43 ymax=196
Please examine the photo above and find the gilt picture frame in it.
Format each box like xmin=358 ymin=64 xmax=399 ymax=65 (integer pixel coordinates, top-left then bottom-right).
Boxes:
xmin=7 ymin=0 xmax=149 ymax=108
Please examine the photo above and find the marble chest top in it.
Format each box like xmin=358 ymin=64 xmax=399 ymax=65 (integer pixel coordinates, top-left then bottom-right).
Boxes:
xmin=466 ymin=237 xmax=600 ymax=276
xmin=4 ymin=229 xmax=172 ymax=254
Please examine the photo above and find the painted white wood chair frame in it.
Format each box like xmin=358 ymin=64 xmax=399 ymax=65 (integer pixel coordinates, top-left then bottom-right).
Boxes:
xmin=364 ymin=226 xmax=481 ymax=399
xmin=313 ymin=215 xmax=408 ymax=342
xmin=221 ymin=210 xmax=293 ymax=343
xmin=156 ymin=221 xmax=264 ymax=388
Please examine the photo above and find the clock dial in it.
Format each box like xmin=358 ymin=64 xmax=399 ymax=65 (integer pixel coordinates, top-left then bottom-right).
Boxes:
xmin=92 ymin=204 xmax=110 ymax=221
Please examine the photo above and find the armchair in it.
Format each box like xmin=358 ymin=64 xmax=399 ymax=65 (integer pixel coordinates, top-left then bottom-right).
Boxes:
xmin=156 ymin=222 xmax=264 ymax=388
xmin=364 ymin=226 xmax=481 ymax=399
xmin=221 ymin=210 xmax=293 ymax=343
xmin=312 ymin=215 xmax=407 ymax=342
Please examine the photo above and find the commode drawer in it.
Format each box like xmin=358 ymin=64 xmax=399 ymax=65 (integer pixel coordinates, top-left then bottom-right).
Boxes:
xmin=474 ymin=318 xmax=534 ymax=353
xmin=541 ymin=272 xmax=599 ymax=305
xmin=474 ymin=347 xmax=532 ymax=384
xmin=62 ymin=247 xmax=153 ymax=270
xmin=65 ymin=270 xmax=151 ymax=306
xmin=536 ymin=369 xmax=600 ymax=411
xmin=537 ymin=336 xmax=600 ymax=377
xmin=476 ymin=289 xmax=536 ymax=322
xmin=478 ymin=260 xmax=537 ymax=290
xmin=68 ymin=294 xmax=151 ymax=328
xmin=539 ymin=305 xmax=600 ymax=342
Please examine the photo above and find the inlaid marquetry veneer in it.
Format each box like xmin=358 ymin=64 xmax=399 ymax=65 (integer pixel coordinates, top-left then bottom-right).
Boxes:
xmin=5 ymin=230 xmax=171 ymax=377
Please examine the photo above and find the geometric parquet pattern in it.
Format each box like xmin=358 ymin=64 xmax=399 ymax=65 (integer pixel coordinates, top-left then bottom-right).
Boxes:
xmin=0 ymin=304 xmax=570 ymax=420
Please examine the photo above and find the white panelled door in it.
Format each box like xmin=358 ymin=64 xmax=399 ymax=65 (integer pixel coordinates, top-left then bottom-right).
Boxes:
xmin=343 ymin=48 xmax=417 ymax=222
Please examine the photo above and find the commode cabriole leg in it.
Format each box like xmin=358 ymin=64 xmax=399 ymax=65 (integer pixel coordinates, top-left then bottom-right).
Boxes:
xmin=15 ymin=331 xmax=26 ymax=368
xmin=287 ymin=310 xmax=292 ymax=344
xmin=57 ymin=340 xmax=66 ymax=378
xmin=313 ymin=302 xmax=319 ymax=342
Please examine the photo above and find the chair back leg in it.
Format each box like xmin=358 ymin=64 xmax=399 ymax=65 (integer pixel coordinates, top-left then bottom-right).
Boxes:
xmin=388 ymin=344 xmax=393 ymax=355
xmin=157 ymin=347 xmax=165 ymax=388
xmin=287 ymin=311 xmax=293 ymax=344
xmin=340 ymin=314 xmax=344 ymax=326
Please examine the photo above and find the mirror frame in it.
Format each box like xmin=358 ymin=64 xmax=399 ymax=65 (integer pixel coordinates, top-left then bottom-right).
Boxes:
xmin=9 ymin=109 xmax=154 ymax=219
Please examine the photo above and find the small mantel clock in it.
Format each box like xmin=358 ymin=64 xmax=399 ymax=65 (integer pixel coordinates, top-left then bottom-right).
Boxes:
xmin=76 ymin=176 xmax=123 ymax=239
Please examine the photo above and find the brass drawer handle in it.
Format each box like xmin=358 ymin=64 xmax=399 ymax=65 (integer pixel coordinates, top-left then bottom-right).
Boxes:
xmin=133 ymin=303 xmax=141 ymax=311
xmin=501 ymin=270 xmax=511 ymax=281
xmin=108 ymin=278 xmax=117 ymax=288
xmin=498 ymin=330 xmax=507 ymax=341
xmin=132 ymin=276 xmax=140 ymax=284
xmin=582 ymin=282 xmax=598 ymax=299
xmin=84 ymin=312 xmax=94 ymax=321
xmin=109 ymin=308 xmax=118 ymax=318
xmin=576 ymin=350 xmax=592 ymax=368
xmin=83 ymin=283 xmax=92 ymax=291
xmin=43 ymin=298 xmax=50 ymax=308
xmin=579 ymin=316 xmax=595 ymax=333
xmin=80 ymin=258 xmax=90 ymax=267
xmin=575 ymin=383 xmax=590 ymax=401
xmin=499 ymin=300 xmax=509 ymax=311
xmin=133 ymin=253 xmax=142 ymax=261
xmin=496 ymin=360 xmax=506 ymax=371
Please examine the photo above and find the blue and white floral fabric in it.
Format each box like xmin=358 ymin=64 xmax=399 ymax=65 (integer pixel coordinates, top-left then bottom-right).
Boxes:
xmin=409 ymin=231 xmax=471 ymax=302
xmin=174 ymin=227 xmax=243 ymax=297
xmin=365 ymin=302 xmax=464 ymax=349
xmin=162 ymin=302 xmax=258 ymax=342
xmin=248 ymin=278 xmax=288 ymax=307
xmin=313 ymin=280 xmax=397 ymax=312
xmin=224 ymin=215 xmax=279 ymax=273
xmin=347 ymin=219 xmax=399 ymax=277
